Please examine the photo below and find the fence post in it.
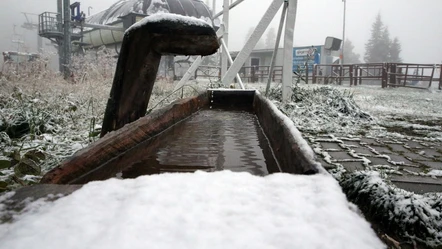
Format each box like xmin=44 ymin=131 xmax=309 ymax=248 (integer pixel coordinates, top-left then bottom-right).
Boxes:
xmin=390 ymin=64 xmax=396 ymax=86
xmin=339 ymin=65 xmax=343 ymax=85
xmin=354 ymin=66 xmax=359 ymax=85
xmin=429 ymin=65 xmax=435 ymax=88
xmin=250 ymin=66 xmax=255 ymax=83
xmin=404 ymin=64 xmax=409 ymax=86
xmin=381 ymin=63 xmax=388 ymax=88
xmin=306 ymin=65 xmax=309 ymax=84
xmin=312 ymin=64 xmax=317 ymax=84
xmin=439 ymin=65 xmax=442 ymax=90
xmin=349 ymin=65 xmax=353 ymax=86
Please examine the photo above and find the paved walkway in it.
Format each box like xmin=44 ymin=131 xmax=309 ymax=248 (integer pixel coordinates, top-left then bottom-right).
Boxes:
xmin=308 ymin=135 xmax=442 ymax=194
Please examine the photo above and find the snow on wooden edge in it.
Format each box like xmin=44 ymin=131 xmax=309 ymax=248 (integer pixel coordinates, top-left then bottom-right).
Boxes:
xmin=262 ymin=96 xmax=327 ymax=174
xmin=126 ymin=12 xmax=211 ymax=34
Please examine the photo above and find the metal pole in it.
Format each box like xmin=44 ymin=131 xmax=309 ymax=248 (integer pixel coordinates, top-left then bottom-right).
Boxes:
xmin=37 ymin=35 xmax=43 ymax=53
xmin=341 ymin=0 xmax=346 ymax=66
xmin=212 ymin=0 xmax=246 ymax=19
xmin=220 ymin=38 xmax=245 ymax=89
xmin=282 ymin=0 xmax=298 ymax=102
xmin=265 ymin=1 xmax=288 ymax=96
xmin=212 ymin=0 xmax=216 ymax=13
xmin=222 ymin=0 xmax=283 ymax=86
xmin=221 ymin=0 xmax=229 ymax=85
xmin=57 ymin=0 xmax=63 ymax=73
xmin=63 ymin=0 xmax=71 ymax=79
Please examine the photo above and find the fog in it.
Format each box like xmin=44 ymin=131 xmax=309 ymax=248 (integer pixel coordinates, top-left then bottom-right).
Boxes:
xmin=0 ymin=0 xmax=441 ymax=65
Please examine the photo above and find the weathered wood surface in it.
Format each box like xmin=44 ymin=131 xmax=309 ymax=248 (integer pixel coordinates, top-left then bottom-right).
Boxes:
xmin=253 ymin=93 xmax=321 ymax=175
xmin=100 ymin=18 xmax=219 ymax=137
xmin=41 ymin=94 xmax=208 ymax=184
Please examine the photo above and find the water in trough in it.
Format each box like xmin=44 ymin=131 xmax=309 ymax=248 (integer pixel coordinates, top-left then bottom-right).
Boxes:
xmin=118 ymin=108 xmax=280 ymax=178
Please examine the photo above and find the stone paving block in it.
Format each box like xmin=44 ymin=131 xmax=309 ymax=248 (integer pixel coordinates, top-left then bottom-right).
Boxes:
xmin=316 ymin=157 xmax=336 ymax=170
xmin=418 ymin=149 xmax=442 ymax=158
xmin=387 ymin=154 xmax=416 ymax=165
xmin=339 ymin=161 xmax=365 ymax=172
xmin=340 ymin=141 xmax=361 ymax=148
xmin=328 ymin=151 xmax=357 ymax=161
xmin=393 ymin=181 xmax=442 ymax=194
xmin=402 ymin=152 xmax=429 ymax=162
xmin=400 ymin=165 xmax=424 ymax=174
xmin=368 ymin=145 xmax=390 ymax=155
xmin=360 ymin=138 xmax=382 ymax=146
xmin=391 ymin=175 xmax=442 ymax=194
xmin=419 ymin=161 xmax=442 ymax=170
xmin=386 ymin=144 xmax=410 ymax=153
xmin=404 ymin=141 xmax=426 ymax=149
xmin=366 ymin=157 xmax=393 ymax=166
xmin=350 ymin=147 xmax=377 ymax=156
xmin=319 ymin=142 xmax=343 ymax=151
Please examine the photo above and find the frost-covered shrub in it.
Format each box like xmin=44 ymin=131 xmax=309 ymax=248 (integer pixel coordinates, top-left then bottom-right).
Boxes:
xmin=0 ymin=52 xmax=55 ymax=82
xmin=70 ymin=46 xmax=117 ymax=83
xmin=268 ymin=85 xmax=374 ymax=134
xmin=340 ymin=171 xmax=442 ymax=247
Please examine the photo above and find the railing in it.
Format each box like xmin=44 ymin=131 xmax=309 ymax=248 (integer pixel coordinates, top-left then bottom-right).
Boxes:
xmin=312 ymin=63 xmax=441 ymax=90
xmin=39 ymin=12 xmax=62 ymax=36
xmin=194 ymin=66 xmax=283 ymax=83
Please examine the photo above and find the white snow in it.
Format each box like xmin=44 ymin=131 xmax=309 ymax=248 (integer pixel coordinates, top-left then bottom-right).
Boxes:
xmin=126 ymin=13 xmax=211 ymax=34
xmin=260 ymin=95 xmax=326 ymax=174
xmin=427 ymin=169 xmax=442 ymax=177
xmin=0 ymin=171 xmax=384 ymax=249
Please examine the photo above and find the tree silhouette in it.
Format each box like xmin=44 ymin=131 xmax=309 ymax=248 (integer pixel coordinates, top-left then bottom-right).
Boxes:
xmin=389 ymin=37 xmax=402 ymax=63
xmin=343 ymin=39 xmax=361 ymax=64
xmin=364 ymin=13 xmax=402 ymax=63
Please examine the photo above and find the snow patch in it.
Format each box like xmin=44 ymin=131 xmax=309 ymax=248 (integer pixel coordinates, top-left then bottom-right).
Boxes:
xmin=0 ymin=171 xmax=384 ymax=249
xmin=340 ymin=170 xmax=442 ymax=247
xmin=426 ymin=169 xmax=442 ymax=177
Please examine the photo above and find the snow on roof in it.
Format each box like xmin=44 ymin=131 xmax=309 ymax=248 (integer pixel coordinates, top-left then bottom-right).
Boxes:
xmin=0 ymin=171 xmax=384 ymax=249
xmin=87 ymin=0 xmax=215 ymax=26
xmin=126 ymin=12 xmax=211 ymax=34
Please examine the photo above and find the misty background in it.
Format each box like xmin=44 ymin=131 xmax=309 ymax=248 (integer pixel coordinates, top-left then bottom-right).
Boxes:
xmin=0 ymin=0 xmax=441 ymax=67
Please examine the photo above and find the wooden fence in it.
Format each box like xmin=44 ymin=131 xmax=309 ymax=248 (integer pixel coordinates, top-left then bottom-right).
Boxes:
xmin=311 ymin=63 xmax=441 ymax=90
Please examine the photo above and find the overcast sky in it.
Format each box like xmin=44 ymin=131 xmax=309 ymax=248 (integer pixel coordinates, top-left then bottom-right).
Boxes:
xmin=0 ymin=0 xmax=441 ymax=64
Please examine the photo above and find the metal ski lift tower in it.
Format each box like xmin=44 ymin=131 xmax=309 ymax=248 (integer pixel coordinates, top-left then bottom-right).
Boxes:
xmin=176 ymin=0 xmax=298 ymax=102
xmin=221 ymin=0 xmax=298 ymax=102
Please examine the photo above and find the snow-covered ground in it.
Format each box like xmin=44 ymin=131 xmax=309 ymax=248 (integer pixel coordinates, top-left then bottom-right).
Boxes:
xmin=0 ymin=171 xmax=384 ymax=249
xmin=1 ymin=72 xmax=441 ymax=247
xmin=0 ymin=76 xmax=207 ymax=190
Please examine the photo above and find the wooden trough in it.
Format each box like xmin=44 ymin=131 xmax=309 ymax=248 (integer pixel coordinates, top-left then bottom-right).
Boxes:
xmin=41 ymin=89 xmax=323 ymax=184
xmin=40 ymin=14 xmax=323 ymax=185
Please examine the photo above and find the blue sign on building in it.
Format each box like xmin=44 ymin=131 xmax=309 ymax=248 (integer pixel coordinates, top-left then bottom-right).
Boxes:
xmin=292 ymin=46 xmax=322 ymax=73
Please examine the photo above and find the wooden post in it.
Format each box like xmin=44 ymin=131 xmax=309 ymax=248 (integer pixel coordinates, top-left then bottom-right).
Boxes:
xmin=305 ymin=65 xmax=309 ymax=84
xmin=100 ymin=17 xmax=219 ymax=137
xmin=390 ymin=64 xmax=397 ymax=86
xmin=339 ymin=65 xmax=343 ymax=85
xmin=349 ymin=65 xmax=353 ymax=86
xmin=381 ymin=63 xmax=388 ymax=88
xmin=353 ymin=65 xmax=358 ymax=86
xmin=312 ymin=64 xmax=317 ymax=84
xmin=439 ymin=65 xmax=442 ymax=90
xmin=428 ymin=65 xmax=435 ymax=88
